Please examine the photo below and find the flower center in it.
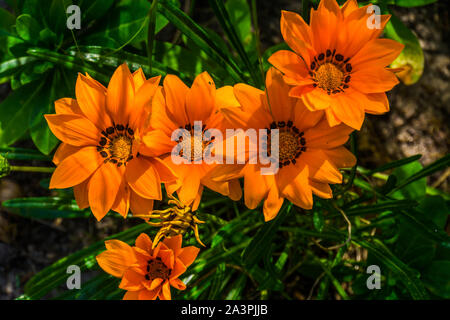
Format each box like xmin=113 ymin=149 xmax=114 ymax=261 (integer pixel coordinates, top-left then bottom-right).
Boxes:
xmin=315 ymin=63 xmax=344 ymax=92
xmin=144 ymin=257 xmax=171 ymax=281
xmin=176 ymin=123 xmax=214 ymax=162
xmin=267 ymin=120 xmax=306 ymax=168
xmin=110 ymin=136 xmax=132 ymax=160
xmin=97 ymin=124 xmax=135 ymax=167
xmin=309 ymin=49 xmax=353 ymax=95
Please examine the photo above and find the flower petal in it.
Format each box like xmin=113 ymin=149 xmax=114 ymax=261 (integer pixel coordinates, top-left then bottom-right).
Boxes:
xmin=177 ymin=246 xmax=200 ymax=268
xmin=96 ymin=240 xmax=136 ymax=278
xmin=106 ymin=63 xmax=135 ymax=124
xmin=126 ymin=157 xmax=162 ymax=200
xmin=45 ymin=114 xmax=100 ymax=146
xmin=49 ymin=146 xmax=102 ymax=189
xmin=88 ymin=162 xmax=124 ymax=220
xmin=163 ymin=74 xmax=189 ymax=126
xmin=185 ymin=71 xmax=216 ymax=123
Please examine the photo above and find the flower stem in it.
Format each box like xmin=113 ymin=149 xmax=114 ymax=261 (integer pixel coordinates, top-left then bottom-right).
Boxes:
xmin=10 ymin=166 xmax=55 ymax=173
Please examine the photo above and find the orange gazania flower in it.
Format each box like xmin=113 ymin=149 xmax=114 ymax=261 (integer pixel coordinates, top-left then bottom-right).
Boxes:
xmin=96 ymin=233 xmax=199 ymax=300
xmin=141 ymin=71 xmax=242 ymax=210
xmin=45 ymin=64 xmax=176 ymax=220
xmin=214 ymin=68 xmax=356 ymax=221
xmin=268 ymin=0 xmax=404 ymax=130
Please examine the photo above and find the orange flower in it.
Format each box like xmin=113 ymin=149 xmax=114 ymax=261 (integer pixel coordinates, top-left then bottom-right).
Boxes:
xmin=141 ymin=71 xmax=242 ymax=210
xmin=213 ymin=68 xmax=356 ymax=221
xmin=268 ymin=0 xmax=404 ymax=130
xmin=96 ymin=233 xmax=199 ymax=300
xmin=45 ymin=64 xmax=177 ymax=220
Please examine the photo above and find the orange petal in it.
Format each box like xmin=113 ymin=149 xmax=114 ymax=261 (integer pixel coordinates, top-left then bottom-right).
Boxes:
xmin=281 ymin=172 xmax=313 ymax=209
xmin=341 ymin=0 xmax=359 ymax=18
xmin=111 ymin=178 xmax=131 ymax=218
xmin=160 ymin=280 xmax=172 ymax=300
xmin=350 ymin=67 xmax=400 ymax=94
xmin=163 ymin=74 xmax=189 ymax=126
xmin=163 ymin=235 xmax=183 ymax=256
xmin=126 ymin=157 xmax=162 ymax=200
xmin=293 ymin=99 xmax=325 ymax=131
xmin=135 ymin=233 xmax=153 ymax=252
xmin=280 ymin=10 xmax=313 ymax=65
xmin=232 ymin=84 xmax=272 ymax=129
xmin=49 ymin=146 xmax=102 ymax=189
xmin=268 ymin=50 xmax=309 ymax=84
xmin=265 ymin=68 xmax=296 ymax=122
xmin=75 ymin=74 xmax=112 ymax=130
xmin=148 ymin=157 xmax=177 ymax=183
xmin=351 ymin=39 xmax=404 ymax=70
xmin=304 ymin=119 xmax=353 ymax=149
xmin=106 ymin=63 xmax=134 ymax=125
xmin=119 ymin=268 xmax=145 ymax=291
xmin=139 ymin=288 xmax=160 ymax=300
xmin=54 ymin=97 xmax=83 ymax=115
xmin=215 ymin=85 xmax=240 ymax=109
xmin=130 ymin=75 xmax=161 ymax=130
xmin=299 ymin=88 xmax=332 ymax=111
xmin=132 ymin=68 xmax=147 ymax=90
xmin=96 ymin=239 xmax=136 ymax=278
xmin=130 ymin=191 xmax=154 ymax=217
xmin=185 ymin=71 xmax=216 ymax=123
xmin=300 ymin=150 xmax=342 ymax=184
xmin=88 ymin=162 xmax=124 ymax=220
xmin=331 ymin=93 xmax=365 ymax=130
xmin=309 ymin=179 xmax=333 ymax=199
xmin=228 ymin=179 xmax=242 ymax=201
xmin=176 ymin=166 xmax=201 ymax=207
xmin=73 ymin=179 xmax=89 ymax=209
xmin=45 ymin=114 xmax=100 ymax=147
xmin=169 ymin=278 xmax=186 ymax=290
xmin=363 ymin=93 xmax=389 ymax=115
xmin=140 ymin=129 xmax=176 ymax=158
xmin=53 ymin=143 xmax=80 ymax=165
xmin=243 ymin=165 xmax=270 ymax=209
xmin=177 ymin=246 xmax=200 ymax=268
xmin=323 ymin=147 xmax=356 ymax=168
xmin=263 ymin=176 xmax=284 ymax=222
xmin=123 ymin=290 xmax=140 ymax=300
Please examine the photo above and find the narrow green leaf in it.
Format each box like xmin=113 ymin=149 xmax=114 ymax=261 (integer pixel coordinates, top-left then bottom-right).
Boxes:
xmin=15 ymin=14 xmax=41 ymax=43
xmin=368 ymin=154 xmax=422 ymax=175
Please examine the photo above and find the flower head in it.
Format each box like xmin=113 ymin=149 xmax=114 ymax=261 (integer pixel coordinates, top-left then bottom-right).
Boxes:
xmin=45 ymin=64 xmax=177 ymax=220
xmin=268 ymin=0 xmax=404 ymax=130
xmin=214 ymin=68 xmax=356 ymax=221
xmin=141 ymin=71 xmax=242 ymax=210
xmin=96 ymin=233 xmax=199 ymax=300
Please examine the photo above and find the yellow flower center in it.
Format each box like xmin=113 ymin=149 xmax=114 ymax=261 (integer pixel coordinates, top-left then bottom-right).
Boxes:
xmin=315 ymin=63 xmax=344 ymax=92
xmin=266 ymin=120 xmax=306 ymax=168
xmin=176 ymin=123 xmax=214 ymax=162
xmin=309 ymin=49 xmax=353 ymax=95
xmin=97 ymin=124 xmax=135 ymax=167
xmin=279 ymin=131 xmax=300 ymax=162
xmin=110 ymin=136 xmax=132 ymax=160
xmin=145 ymin=257 xmax=171 ymax=281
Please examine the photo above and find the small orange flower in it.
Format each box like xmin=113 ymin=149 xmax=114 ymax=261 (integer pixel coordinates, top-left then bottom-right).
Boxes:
xmin=268 ymin=0 xmax=404 ymax=130
xmin=96 ymin=233 xmax=199 ymax=300
xmin=141 ymin=71 xmax=242 ymax=210
xmin=213 ymin=68 xmax=356 ymax=221
xmin=45 ymin=64 xmax=177 ymax=220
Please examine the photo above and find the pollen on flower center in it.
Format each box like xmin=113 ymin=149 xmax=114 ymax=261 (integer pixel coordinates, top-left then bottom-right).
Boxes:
xmin=110 ymin=136 xmax=132 ymax=160
xmin=309 ymin=49 xmax=353 ymax=95
xmin=97 ymin=123 xmax=135 ymax=167
xmin=315 ymin=63 xmax=343 ymax=92
xmin=279 ymin=132 xmax=300 ymax=162
xmin=176 ymin=123 xmax=214 ymax=162
xmin=266 ymin=120 xmax=307 ymax=168
xmin=144 ymin=257 xmax=171 ymax=281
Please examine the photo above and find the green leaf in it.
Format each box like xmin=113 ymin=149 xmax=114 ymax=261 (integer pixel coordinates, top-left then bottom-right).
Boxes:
xmin=209 ymin=0 xmax=261 ymax=86
xmin=242 ymin=203 xmax=291 ymax=268
xmin=393 ymin=0 xmax=438 ymax=7
xmin=0 ymin=80 xmax=45 ymax=146
xmin=367 ymin=154 xmax=422 ymax=175
xmin=2 ymin=197 xmax=91 ymax=219
xmin=0 ymin=146 xmax=50 ymax=161
xmin=313 ymin=210 xmax=325 ymax=232
xmin=354 ymin=238 xmax=430 ymax=300
xmin=23 ymin=223 xmax=152 ymax=299
xmin=208 ymin=263 xmax=226 ymax=299
xmin=423 ymin=260 xmax=450 ymax=299
xmin=390 ymin=155 xmax=450 ymax=196
xmin=158 ymin=0 xmax=244 ymax=82
xmin=28 ymin=72 xmax=59 ymax=154
xmin=0 ymin=7 xmax=15 ymax=32
xmin=0 ymin=56 xmax=37 ymax=79
xmin=15 ymin=14 xmax=42 ymax=43
xmin=391 ymin=161 xmax=426 ymax=199
xmin=384 ymin=13 xmax=424 ymax=85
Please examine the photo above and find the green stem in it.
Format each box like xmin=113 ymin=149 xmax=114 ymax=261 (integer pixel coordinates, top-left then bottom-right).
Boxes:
xmin=147 ymin=0 xmax=159 ymax=75
xmin=10 ymin=166 xmax=55 ymax=173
